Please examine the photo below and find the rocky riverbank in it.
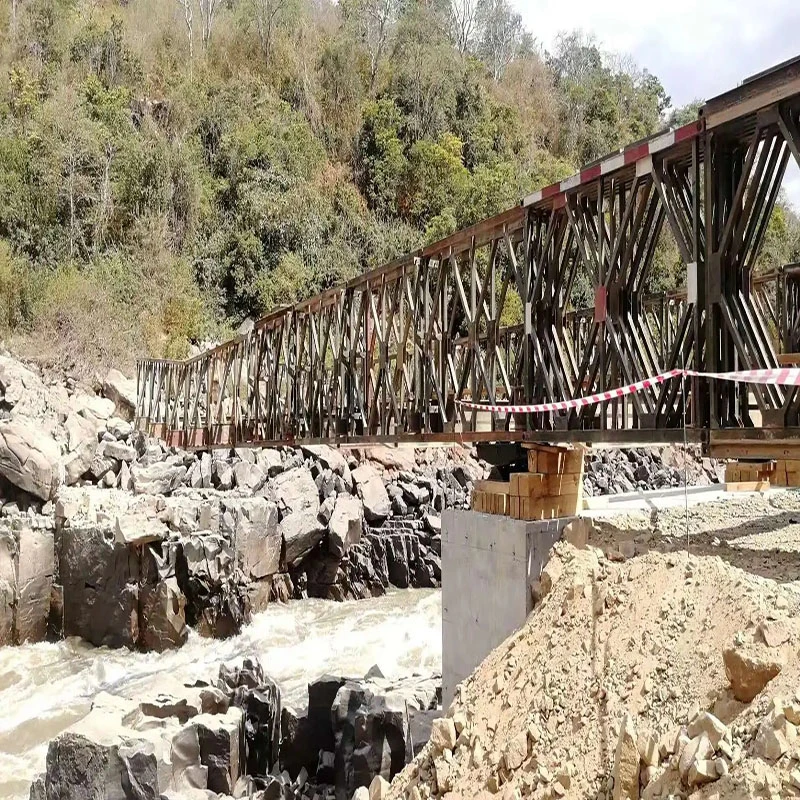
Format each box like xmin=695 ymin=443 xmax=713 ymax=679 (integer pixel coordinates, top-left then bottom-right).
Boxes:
xmin=0 ymin=352 xmax=488 ymax=650
xmin=27 ymin=653 xmax=441 ymax=800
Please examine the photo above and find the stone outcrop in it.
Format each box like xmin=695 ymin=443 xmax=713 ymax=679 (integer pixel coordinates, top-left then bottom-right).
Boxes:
xmin=102 ymin=368 xmax=137 ymax=420
xmin=29 ymin=656 xmax=440 ymax=800
xmin=352 ymin=464 xmax=391 ymax=524
xmin=0 ymin=419 xmax=63 ymax=500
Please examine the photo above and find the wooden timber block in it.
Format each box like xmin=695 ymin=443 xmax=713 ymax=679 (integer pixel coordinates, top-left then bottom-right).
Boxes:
xmin=474 ymin=480 xmax=510 ymax=495
xmin=511 ymin=472 xmax=582 ymax=498
xmin=509 ymin=496 xmax=520 ymax=519
xmin=726 ymin=480 xmax=770 ymax=493
xmin=518 ymin=494 xmax=581 ymax=520
xmin=526 ymin=445 xmax=585 ymax=475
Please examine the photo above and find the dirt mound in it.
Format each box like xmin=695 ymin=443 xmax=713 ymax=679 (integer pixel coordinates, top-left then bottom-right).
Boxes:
xmin=387 ymin=495 xmax=800 ymax=799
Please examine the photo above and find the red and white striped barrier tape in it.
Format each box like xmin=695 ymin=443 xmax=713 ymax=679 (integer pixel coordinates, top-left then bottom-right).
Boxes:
xmin=456 ymin=367 xmax=800 ymax=413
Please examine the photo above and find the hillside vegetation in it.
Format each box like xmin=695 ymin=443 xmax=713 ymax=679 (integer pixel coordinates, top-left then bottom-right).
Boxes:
xmin=0 ymin=0 xmax=797 ymax=374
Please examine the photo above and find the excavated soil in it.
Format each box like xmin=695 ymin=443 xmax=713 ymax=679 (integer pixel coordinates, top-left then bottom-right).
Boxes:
xmin=387 ymin=491 xmax=800 ymax=800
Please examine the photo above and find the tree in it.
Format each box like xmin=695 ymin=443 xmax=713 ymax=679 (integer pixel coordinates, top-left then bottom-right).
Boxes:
xmin=249 ymin=0 xmax=298 ymax=64
xmin=448 ymin=0 xmax=479 ymax=55
xmin=176 ymin=0 xmax=194 ymax=67
xmin=667 ymin=100 xmax=702 ymax=128
xmin=391 ymin=3 xmax=459 ymax=140
xmin=196 ymin=0 xmax=220 ymax=51
xmin=475 ymin=0 xmax=525 ymax=80
xmin=341 ymin=0 xmax=398 ymax=91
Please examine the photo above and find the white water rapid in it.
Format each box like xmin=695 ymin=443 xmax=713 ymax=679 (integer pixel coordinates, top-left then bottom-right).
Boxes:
xmin=0 ymin=589 xmax=441 ymax=800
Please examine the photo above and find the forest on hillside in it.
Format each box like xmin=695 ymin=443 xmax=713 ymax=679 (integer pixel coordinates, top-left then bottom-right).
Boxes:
xmin=0 ymin=0 xmax=798 ymax=373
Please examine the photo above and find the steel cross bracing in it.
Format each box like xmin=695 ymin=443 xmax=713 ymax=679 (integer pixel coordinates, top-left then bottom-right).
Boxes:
xmin=136 ymin=55 xmax=800 ymax=449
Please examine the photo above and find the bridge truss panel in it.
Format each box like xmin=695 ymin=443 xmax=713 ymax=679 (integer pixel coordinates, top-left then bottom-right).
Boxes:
xmin=135 ymin=58 xmax=800 ymax=448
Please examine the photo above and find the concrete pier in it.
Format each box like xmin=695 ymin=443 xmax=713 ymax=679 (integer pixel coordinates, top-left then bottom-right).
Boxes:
xmin=441 ymin=510 xmax=568 ymax=707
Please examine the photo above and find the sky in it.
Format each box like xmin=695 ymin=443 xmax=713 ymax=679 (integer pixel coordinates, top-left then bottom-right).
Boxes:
xmin=510 ymin=0 xmax=800 ymax=209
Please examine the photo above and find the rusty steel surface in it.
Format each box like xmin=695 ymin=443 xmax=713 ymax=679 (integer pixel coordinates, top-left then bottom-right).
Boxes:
xmin=136 ymin=56 xmax=800 ymax=449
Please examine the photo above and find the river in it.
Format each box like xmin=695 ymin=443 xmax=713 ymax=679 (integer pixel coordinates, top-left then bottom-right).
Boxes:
xmin=0 ymin=589 xmax=442 ymax=800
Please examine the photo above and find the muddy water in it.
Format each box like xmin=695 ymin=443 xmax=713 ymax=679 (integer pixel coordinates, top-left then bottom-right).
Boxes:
xmin=0 ymin=589 xmax=441 ymax=800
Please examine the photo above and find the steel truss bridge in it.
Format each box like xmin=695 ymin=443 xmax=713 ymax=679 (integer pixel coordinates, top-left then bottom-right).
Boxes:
xmin=136 ymin=55 xmax=800 ymax=454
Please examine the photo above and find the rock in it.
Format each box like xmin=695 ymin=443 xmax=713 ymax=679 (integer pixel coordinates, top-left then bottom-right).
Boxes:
xmin=114 ymin=514 xmax=168 ymax=547
xmin=214 ymin=460 xmax=234 ymax=490
xmin=723 ymin=643 xmax=783 ymax=702
xmin=15 ymin=527 xmax=54 ymax=643
xmin=687 ymin=712 xmax=728 ymax=748
xmin=255 ymin=448 xmax=283 ymax=477
xmin=363 ymin=446 xmax=416 ymax=472
xmin=102 ymin=368 xmax=137 ymax=419
xmin=319 ymin=495 xmax=336 ymax=526
xmin=352 ymin=464 xmax=390 ymax=524
xmin=678 ymin=734 xmax=713 ymax=783
xmin=281 ymin=705 xmax=315 ymax=779
xmin=612 ymin=713 xmax=640 ymax=800
xmin=754 ymin=713 xmax=796 ymax=760
xmin=131 ymin=460 xmax=187 ymax=495
xmin=0 ymin=418 xmax=63 ymax=500
xmin=687 ymin=758 xmax=717 ymax=786
xmin=369 ymin=775 xmax=390 ymax=800
xmin=232 ymin=678 xmax=282 ymax=778
xmin=758 ymin=618 xmax=791 ymax=648
xmin=139 ymin=578 xmax=187 ymax=651
xmin=281 ymin=510 xmax=326 ymax=567
xmin=264 ymin=467 xmax=320 ymax=515
xmin=192 ymin=707 xmax=245 ymax=794
xmin=38 ymin=731 xmax=161 ymax=800
xmin=303 ymin=444 xmax=347 ymax=475
xmin=430 ymin=717 xmax=457 ymax=753
xmin=233 ymin=460 xmax=265 ymax=492
xmin=99 ymin=440 xmax=137 ymax=462
xmin=63 ymin=412 xmax=98 ymax=485
xmin=226 ymin=498 xmax=281 ymax=579
xmin=329 ymin=494 xmax=363 ymax=558
xmin=60 ymin=524 xmax=140 ymax=648
xmin=502 ymin=731 xmax=529 ymax=771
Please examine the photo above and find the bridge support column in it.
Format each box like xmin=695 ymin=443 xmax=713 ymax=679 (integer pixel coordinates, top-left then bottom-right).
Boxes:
xmin=440 ymin=509 xmax=569 ymax=707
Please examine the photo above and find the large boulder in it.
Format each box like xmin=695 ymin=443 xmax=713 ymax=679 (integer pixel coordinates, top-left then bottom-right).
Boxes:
xmin=59 ymin=524 xmax=141 ymax=648
xmin=191 ymin=707 xmax=245 ymax=794
xmin=179 ymin=533 xmax=251 ymax=639
xmin=328 ymin=494 xmax=363 ymax=558
xmin=351 ymin=464 xmax=390 ymax=524
xmin=256 ymin=448 xmax=283 ymax=477
xmin=37 ymin=731 xmax=162 ymax=800
xmin=102 ymin=368 xmax=137 ymax=420
xmin=15 ymin=526 xmax=54 ymax=643
xmin=0 ymin=418 xmax=63 ymax=500
xmin=264 ymin=467 xmax=319 ymax=515
xmin=281 ymin=510 xmax=326 ymax=567
xmin=139 ymin=578 xmax=188 ymax=652
xmin=612 ymin=713 xmax=640 ymax=800
xmin=63 ymin=412 xmax=98 ymax=485
xmin=131 ymin=459 xmax=188 ymax=495
xmin=224 ymin=498 xmax=281 ymax=580
xmin=231 ymin=678 xmax=282 ymax=777
xmin=723 ymin=642 xmax=783 ymax=702
xmin=0 ymin=531 xmax=15 ymax=646
xmin=302 ymin=445 xmax=347 ymax=475
xmin=362 ymin=446 xmax=416 ymax=472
